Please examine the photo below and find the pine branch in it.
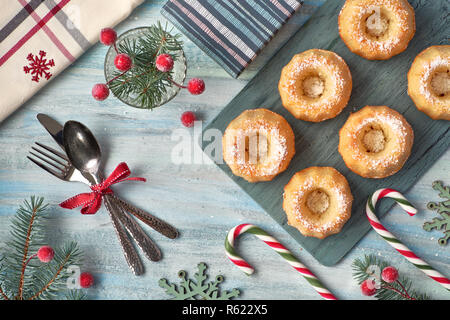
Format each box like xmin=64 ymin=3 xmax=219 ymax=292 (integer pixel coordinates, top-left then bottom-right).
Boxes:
xmin=0 ymin=255 xmax=6 ymax=300
xmin=352 ymin=254 xmax=430 ymax=300
xmin=18 ymin=198 xmax=42 ymax=299
xmin=0 ymin=197 xmax=48 ymax=299
xmin=0 ymin=279 xmax=8 ymax=300
xmin=107 ymin=22 xmax=183 ymax=109
xmin=0 ymin=197 xmax=86 ymax=300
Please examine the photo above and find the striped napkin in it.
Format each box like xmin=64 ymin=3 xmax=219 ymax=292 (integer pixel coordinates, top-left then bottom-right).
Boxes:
xmin=161 ymin=0 xmax=303 ymax=78
xmin=0 ymin=0 xmax=144 ymax=123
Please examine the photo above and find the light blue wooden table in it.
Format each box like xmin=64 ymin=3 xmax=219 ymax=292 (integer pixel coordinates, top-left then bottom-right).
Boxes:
xmin=0 ymin=0 xmax=448 ymax=300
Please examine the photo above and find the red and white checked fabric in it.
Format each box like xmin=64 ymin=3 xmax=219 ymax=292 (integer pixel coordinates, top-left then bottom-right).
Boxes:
xmin=0 ymin=0 xmax=144 ymax=122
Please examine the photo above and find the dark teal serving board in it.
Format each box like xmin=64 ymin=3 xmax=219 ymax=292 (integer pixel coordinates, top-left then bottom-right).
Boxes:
xmin=202 ymin=0 xmax=450 ymax=266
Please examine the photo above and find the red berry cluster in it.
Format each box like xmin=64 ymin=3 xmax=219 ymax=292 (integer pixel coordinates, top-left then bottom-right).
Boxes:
xmin=92 ymin=28 xmax=133 ymax=101
xmin=100 ymin=29 xmax=132 ymax=73
xmin=154 ymin=53 xmax=205 ymax=95
xmin=92 ymin=28 xmax=206 ymax=104
xmin=360 ymin=265 xmax=400 ymax=296
xmin=154 ymin=53 xmax=205 ymax=126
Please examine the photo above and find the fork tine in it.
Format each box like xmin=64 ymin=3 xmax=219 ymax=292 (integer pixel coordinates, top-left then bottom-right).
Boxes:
xmin=31 ymin=146 xmax=67 ymax=167
xmin=35 ymin=142 xmax=69 ymax=161
xmin=29 ymin=151 xmax=65 ymax=171
xmin=27 ymin=156 xmax=65 ymax=179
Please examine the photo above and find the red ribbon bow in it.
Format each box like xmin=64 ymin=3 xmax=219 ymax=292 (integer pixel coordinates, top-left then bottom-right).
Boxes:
xmin=59 ymin=162 xmax=146 ymax=214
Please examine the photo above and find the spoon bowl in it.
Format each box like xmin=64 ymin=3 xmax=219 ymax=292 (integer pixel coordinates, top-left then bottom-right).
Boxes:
xmin=63 ymin=120 xmax=102 ymax=175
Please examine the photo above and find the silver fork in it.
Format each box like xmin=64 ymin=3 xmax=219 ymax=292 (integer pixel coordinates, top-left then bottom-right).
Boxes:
xmin=29 ymin=142 xmax=89 ymax=184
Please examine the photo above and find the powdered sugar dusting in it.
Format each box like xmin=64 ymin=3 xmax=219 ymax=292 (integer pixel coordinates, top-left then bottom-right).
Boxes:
xmin=341 ymin=107 xmax=413 ymax=174
xmin=289 ymin=173 xmax=352 ymax=235
xmin=340 ymin=0 xmax=414 ymax=58
xmin=226 ymin=120 xmax=289 ymax=178
xmin=356 ymin=4 xmax=401 ymax=52
xmin=280 ymin=51 xmax=350 ymax=118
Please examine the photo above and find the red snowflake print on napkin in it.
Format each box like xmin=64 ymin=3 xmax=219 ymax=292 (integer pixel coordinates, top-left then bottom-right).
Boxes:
xmin=23 ymin=50 xmax=55 ymax=83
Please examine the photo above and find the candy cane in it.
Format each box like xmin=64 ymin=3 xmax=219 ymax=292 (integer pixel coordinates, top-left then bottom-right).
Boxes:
xmin=225 ymin=223 xmax=337 ymax=300
xmin=366 ymin=188 xmax=450 ymax=291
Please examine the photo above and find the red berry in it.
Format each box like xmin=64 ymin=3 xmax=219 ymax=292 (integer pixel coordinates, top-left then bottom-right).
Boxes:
xmin=92 ymin=83 xmax=110 ymax=101
xmin=155 ymin=54 xmax=174 ymax=72
xmin=181 ymin=111 xmax=196 ymax=127
xmin=79 ymin=272 xmax=94 ymax=288
xmin=381 ymin=266 xmax=399 ymax=283
xmin=114 ymin=53 xmax=132 ymax=72
xmin=100 ymin=28 xmax=117 ymax=46
xmin=187 ymin=78 xmax=205 ymax=95
xmin=37 ymin=246 xmax=54 ymax=263
xmin=360 ymin=279 xmax=377 ymax=296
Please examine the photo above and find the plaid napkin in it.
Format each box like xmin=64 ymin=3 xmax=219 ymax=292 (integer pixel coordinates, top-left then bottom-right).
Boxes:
xmin=161 ymin=0 xmax=303 ymax=78
xmin=0 ymin=0 xmax=144 ymax=123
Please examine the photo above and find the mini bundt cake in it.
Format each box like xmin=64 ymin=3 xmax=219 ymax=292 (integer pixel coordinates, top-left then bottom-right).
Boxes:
xmin=222 ymin=109 xmax=296 ymax=183
xmin=408 ymin=45 xmax=449 ymax=120
xmin=338 ymin=0 xmax=416 ymax=60
xmin=279 ymin=49 xmax=352 ymax=122
xmin=283 ymin=167 xmax=353 ymax=239
xmin=338 ymin=105 xmax=414 ymax=179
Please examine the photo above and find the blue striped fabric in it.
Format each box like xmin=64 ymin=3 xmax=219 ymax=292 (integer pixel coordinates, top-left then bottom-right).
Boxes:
xmin=161 ymin=0 xmax=303 ymax=78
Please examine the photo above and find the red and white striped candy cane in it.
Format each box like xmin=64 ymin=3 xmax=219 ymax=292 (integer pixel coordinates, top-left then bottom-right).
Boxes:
xmin=367 ymin=188 xmax=450 ymax=291
xmin=225 ymin=223 xmax=337 ymax=300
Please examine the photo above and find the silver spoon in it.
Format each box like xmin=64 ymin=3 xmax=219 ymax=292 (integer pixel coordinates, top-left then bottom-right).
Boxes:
xmin=63 ymin=120 xmax=162 ymax=274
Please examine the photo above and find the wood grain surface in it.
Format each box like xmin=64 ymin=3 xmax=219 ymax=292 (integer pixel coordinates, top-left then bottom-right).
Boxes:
xmin=0 ymin=0 xmax=448 ymax=300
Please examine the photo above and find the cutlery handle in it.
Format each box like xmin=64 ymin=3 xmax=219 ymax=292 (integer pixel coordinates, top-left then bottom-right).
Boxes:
xmin=103 ymin=195 xmax=144 ymax=275
xmin=109 ymin=196 xmax=162 ymax=262
xmin=110 ymin=195 xmax=179 ymax=239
